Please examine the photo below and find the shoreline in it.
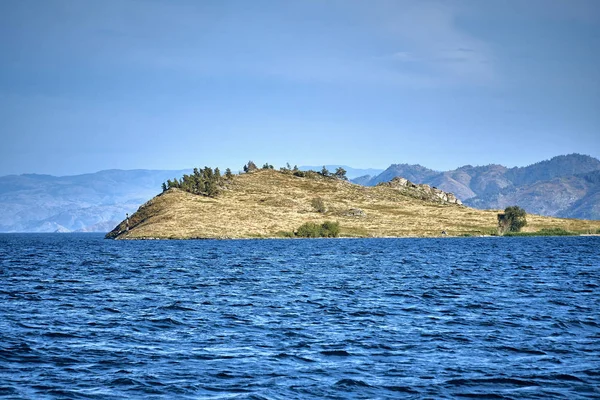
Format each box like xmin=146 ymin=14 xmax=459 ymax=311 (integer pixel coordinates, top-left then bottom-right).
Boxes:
xmin=110 ymin=233 xmax=600 ymax=241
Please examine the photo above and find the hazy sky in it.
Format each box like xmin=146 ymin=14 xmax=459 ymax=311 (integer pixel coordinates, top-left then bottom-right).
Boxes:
xmin=1 ymin=0 xmax=599 ymax=176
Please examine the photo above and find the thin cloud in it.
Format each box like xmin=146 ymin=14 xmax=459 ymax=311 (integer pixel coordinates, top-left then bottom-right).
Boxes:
xmin=36 ymin=1 xmax=496 ymax=88
xmin=245 ymin=1 xmax=498 ymax=88
xmin=372 ymin=1 xmax=497 ymax=86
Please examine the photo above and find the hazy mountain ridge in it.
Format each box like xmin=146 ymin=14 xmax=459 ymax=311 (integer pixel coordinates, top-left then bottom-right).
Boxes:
xmin=493 ymin=170 xmax=600 ymax=220
xmin=352 ymin=154 xmax=600 ymax=220
xmin=504 ymin=154 xmax=600 ymax=186
xmin=0 ymin=169 xmax=191 ymax=232
xmin=2 ymin=154 xmax=599 ymax=233
xmin=562 ymin=172 xmax=600 ymax=220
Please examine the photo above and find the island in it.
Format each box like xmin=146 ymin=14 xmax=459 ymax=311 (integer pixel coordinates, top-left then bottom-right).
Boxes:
xmin=106 ymin=166 xmax=600 ymax=240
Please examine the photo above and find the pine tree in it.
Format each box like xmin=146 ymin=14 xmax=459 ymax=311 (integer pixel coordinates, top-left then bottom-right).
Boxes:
xmin=203 ymin=166 xmax=213 ymax=180
xmin=195 ymin=178 xmax=206 ymax=194
xmin=205 ymin=180 xmax=219 ymax=197
xmin=246 ymin=161 xmax=258 ymax=172
xmin=334 ymin=167 xmax=348 ymax=180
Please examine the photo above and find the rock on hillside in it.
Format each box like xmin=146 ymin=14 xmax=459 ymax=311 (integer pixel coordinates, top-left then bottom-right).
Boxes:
xmin=377 ymin=177 xmax=462 ymax=205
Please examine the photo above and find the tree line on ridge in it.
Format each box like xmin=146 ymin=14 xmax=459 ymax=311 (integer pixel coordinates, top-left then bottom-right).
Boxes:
xmin=162 ymin=161 xmax=348 ymax=198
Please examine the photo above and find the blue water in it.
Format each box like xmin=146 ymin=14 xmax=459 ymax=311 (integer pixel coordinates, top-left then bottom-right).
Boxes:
xmin=1 ymin=234 xmax=599 ymax=399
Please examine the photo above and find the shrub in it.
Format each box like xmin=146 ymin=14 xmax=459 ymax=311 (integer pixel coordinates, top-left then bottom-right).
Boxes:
xmin=498 ymin=206 xmax=527 ymax=234
xmin=296 ymin=222 xmax=322 ymax=238
xmin=277 ymin=230 xmax=295 ymax=238
xmin=321 ymin=221 xmax=340 ymax=237
xmin=311 ymin=197 xmax=327 ymax=213
xmin=295 ymin=221 xmax=340 ymax=238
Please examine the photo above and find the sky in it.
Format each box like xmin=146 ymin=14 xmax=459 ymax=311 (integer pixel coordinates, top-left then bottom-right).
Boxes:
xmin=1 ymin=0 xmax=599 ymax=176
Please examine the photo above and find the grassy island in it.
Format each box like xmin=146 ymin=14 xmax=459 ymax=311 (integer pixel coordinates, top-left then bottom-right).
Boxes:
xmin=106 ymin=167 xmax=600 ymax=240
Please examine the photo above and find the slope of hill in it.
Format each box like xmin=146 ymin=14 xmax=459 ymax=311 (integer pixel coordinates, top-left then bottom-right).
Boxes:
xmin=353 ymin=154 xmax=600 ymax=220
xmin=351 ymin=175 xmax=375 ymax=186
xmin=106 ymin=169 xmax=600 ymax=240
xmin=0 ymin=169 xmax=191 ymax=232
xmin=561 ymin=171 xmax=600 ymax=219
xmin=465 ymin=175 xmax=589 ymax=217
xmin=466 ymin=170 xmax=600 ymax=220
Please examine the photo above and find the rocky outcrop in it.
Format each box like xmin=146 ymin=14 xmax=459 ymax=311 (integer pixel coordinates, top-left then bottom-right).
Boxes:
xmin=378 ymin=177 xmax=462 ymax=205
xmin=344 ymin=208 xmax=366 ymax=217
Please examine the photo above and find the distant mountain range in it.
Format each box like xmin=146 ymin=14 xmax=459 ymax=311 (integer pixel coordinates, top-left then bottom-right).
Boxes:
xmin=351 ymin=154 xmax=600 ymax=220
xmin=0 ymin=169 xmax=190 ymax=233
xmin=1 ymin=154 xmax=598 ymax=232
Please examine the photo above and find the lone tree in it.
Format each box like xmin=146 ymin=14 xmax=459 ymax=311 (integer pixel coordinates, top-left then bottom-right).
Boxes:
xmin=498 ymin=206 xmax=527 ymax=234
xmin=334 ymin=167 xmax=347 ymax=180
xmin=244 ymin=161 xmax=258 ymax=173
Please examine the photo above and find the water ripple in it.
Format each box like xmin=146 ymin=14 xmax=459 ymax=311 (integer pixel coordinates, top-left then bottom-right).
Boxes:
xmin=0 ymin=234 xmax=599 ymax=398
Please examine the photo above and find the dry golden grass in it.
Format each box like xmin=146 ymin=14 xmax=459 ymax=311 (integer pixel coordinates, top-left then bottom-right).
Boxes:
xmin=110 ymin=169 xmax=600 ymax=239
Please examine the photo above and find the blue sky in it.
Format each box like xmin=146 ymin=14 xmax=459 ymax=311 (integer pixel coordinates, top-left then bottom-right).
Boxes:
xmin=1 ymin=0 xmax=599 ymax=176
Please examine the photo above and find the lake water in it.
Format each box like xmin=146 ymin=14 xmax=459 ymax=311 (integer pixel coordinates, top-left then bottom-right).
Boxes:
xmin=1 ymin=234 xmax=599 ymax=399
